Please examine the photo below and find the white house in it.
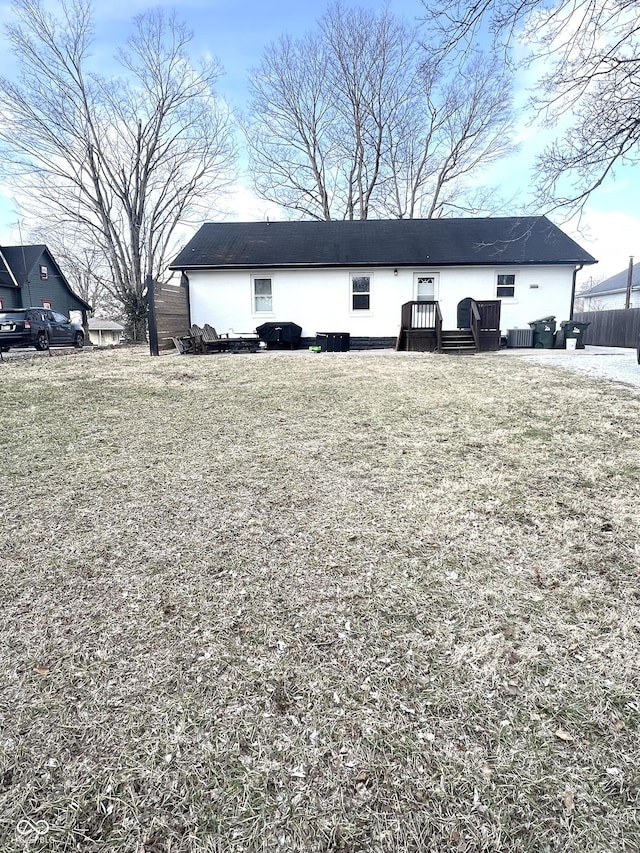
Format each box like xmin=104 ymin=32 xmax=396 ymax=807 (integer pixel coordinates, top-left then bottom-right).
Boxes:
xmin=169 ymin=217 xmax=596 ymax=350
xmin=87 ymin=318 xmax=125 ymax=346
xmin=580 ymin=263 xmax=640 ymax=311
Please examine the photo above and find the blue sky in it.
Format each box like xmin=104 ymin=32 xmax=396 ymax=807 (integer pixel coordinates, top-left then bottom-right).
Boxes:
xmin=0 ymin=0 xmax=637 ymax=283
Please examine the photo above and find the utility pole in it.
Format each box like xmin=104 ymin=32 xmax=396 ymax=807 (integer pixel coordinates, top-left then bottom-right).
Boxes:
xmin=624 ymin=256 xmax=634 ymax=309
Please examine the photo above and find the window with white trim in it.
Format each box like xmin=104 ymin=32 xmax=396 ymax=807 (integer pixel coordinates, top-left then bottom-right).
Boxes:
xmin=497 ymin=273 xmax=516 ymax=298
xmin=39 ymin=265 xmax=48 ymax=280
xmin=351 ymin=274 xmax=371 ymax=310
xmin=253 ymin=277 xmax=272 ymax=312
xmin=416 ymin=275 xmax=436 ymax=300
xmin=42 ymin=299 xmax=53 ymax=309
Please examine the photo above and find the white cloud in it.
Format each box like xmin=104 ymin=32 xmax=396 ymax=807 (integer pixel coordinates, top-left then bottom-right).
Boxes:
xmin=218 ymin=183 xmax=286 ymax=223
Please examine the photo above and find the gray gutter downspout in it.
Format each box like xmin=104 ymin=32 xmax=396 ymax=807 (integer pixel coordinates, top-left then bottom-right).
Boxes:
xmin=570 ymin=265 xmax=583 ymax=321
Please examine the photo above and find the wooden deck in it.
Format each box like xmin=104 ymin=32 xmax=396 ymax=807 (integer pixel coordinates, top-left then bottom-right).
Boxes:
xmin=397 ymin=299 xmax=501 ymax=354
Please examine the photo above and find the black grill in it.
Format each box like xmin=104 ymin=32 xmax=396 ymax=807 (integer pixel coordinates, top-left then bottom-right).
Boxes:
xmin=256 ymin=322 xmax=302 ymax=349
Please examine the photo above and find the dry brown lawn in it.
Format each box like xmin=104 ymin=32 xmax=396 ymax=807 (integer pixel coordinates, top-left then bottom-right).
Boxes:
xmin=1 ymin=347 xmax=639 ymax=852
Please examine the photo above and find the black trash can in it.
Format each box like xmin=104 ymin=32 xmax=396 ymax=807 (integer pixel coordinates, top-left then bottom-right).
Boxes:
xmin=316 ymin=332 xmax=350 ymax=352
xmin=528 ymin=316 xmax=556 ymax=348
xmin=560 ymin=320 xmax=590 ymax=350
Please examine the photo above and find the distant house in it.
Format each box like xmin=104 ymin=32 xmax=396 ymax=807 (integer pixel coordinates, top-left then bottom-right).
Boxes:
xmin=169 ymin=217 xmax=596 ymax=350
xmin=580 ymin=264 xmax=640 ymax=311
xmin=0 ymin=245 xmax=91 ymax=324
xmin=88 ymin=318 xmax=125 ymax=346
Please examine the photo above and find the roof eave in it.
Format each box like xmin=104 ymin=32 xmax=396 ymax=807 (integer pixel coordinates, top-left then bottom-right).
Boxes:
xmin=170 ymin=259 xmax=595 ymax=271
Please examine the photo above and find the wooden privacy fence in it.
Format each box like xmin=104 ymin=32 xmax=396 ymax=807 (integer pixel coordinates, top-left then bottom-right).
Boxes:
xmin=574 ymin=309 xmax=640 ymax=348
xmin=147 ymin=277 xmax=190 ymax=355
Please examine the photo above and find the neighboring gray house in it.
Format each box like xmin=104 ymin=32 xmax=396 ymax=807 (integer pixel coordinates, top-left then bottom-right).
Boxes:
xmin=0 ymin=245 xmax=91 ymax=323
xmin=88 ymin=318 xmax=125 ymax=346
xmin=580 ymin=263 xmax=640 ymax=311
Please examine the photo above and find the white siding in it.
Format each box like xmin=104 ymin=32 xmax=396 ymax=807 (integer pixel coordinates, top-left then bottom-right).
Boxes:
xmin=582 ymin=292 xmax=640 ymax=311
xmin=188 ymin=265 xmax=577 ymax=338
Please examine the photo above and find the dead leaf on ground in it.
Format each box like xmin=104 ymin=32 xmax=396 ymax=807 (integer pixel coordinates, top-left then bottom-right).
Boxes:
xmin=32 ymin=665 xmax=50 ymax=676
xmin=555 ymin=728 xmax=575 ymax=743
xmin=563 ymin=789 xmax=575 ymax=812
xmin=610 ymin=715 xmax=625 ymax=732
xmin=481 ymin=763 xmax=494 ymax=780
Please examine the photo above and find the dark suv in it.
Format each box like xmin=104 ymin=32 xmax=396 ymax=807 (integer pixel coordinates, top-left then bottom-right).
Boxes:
xmin=0 ymin=308 xmax=85 ymax=351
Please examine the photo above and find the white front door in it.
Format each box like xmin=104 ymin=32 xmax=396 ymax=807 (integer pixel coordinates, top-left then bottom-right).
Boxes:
xmin=414 ymin=273 xmax=439 ymax=301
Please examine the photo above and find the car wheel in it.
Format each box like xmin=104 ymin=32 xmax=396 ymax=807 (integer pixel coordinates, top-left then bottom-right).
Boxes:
xmin=74 ymin=332 xmax=84 ymax=349
xmin=35 ymin=331 xmax=49 ymax=351
xmin=0 ymin=346 xmax=9 ymax=352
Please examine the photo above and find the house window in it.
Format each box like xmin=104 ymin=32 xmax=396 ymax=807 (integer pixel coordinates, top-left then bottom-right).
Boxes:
xmin=351 ymin=275 xmax=371 ymax=310
xmin=497 ymin=273 xmax=516 ymax=298
xmin=40 ymin=265 xmax=48 ymax=280
xmin=416 ymin=276 xmax=436 ymax=301
xmin=253 ymin=277 xmax=272 ymax=312
xmin=42 ymin=299 xmax=53 ymax=309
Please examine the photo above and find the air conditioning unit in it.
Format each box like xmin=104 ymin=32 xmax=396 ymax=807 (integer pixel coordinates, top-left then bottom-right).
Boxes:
xmin=507 ymin=328 xmax=533 ymax=348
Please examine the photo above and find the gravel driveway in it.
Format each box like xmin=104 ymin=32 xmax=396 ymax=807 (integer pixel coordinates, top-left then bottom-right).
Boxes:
xmin=494 ymin=345 xmax=640 ymax=392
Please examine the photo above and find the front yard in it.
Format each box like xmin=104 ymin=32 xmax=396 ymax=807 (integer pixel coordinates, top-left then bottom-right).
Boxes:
xmin=0 ymin=348 xmax=639 ymax=852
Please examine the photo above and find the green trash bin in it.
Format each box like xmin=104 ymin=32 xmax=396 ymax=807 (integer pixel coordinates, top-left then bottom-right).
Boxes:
xmin=560 ymin=320 xmax=590 ymax=350
xmin=528 ymin=316 xmax=556 ymax=348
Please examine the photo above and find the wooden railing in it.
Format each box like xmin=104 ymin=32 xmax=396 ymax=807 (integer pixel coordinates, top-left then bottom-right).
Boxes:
xmin=400 ymin=300 xmax=442 ymax=351
xmin=475 ymin=300 xmax=501 ymax=331
xmin=469 ymin=300 xmax=481 ymax=350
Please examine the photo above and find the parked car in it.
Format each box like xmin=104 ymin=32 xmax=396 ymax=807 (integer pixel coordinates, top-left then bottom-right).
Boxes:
xmin=0 ymin=308 xmax=85 ymax=351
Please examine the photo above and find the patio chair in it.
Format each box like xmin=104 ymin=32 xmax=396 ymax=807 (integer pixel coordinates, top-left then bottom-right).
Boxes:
xmin=202 ymin=324 xmax=229 ymax=352
xmin=172 ymin=336 xmax=194 ymax=355
xmin=190 ymin=324 xmax=205 ymax=354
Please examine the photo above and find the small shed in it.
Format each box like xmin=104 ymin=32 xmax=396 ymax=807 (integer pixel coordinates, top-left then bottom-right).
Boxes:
xmin=88 ymin=318 xmax=125 ymax=346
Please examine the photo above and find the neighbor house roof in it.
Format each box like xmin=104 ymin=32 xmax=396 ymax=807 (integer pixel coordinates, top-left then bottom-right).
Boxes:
xmin=580 ymin=263 xmax=640 ymax=297
xmin=170 ymin=217 xmax=597 ymax=271
xmin=88 ymin=318 xmax=124 ymax=331
xmin=0 ymin=248 xmax=19 ymax=288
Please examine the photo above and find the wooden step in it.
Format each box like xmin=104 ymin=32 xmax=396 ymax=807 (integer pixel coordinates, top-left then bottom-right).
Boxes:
xmin=441 ymin=329 xmax=476 ymax=354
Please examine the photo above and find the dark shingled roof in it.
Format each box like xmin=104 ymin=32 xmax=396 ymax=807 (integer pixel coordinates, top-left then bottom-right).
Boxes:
xmin=580 ymin=263 xmax=640 ymax=296
xmin=0 ymin=251 xmax=16 ymax=288
xmin=170 ymin=217 xmax=597 ymax=271
xmin=1 ymin=245 xmax=48 ymax=282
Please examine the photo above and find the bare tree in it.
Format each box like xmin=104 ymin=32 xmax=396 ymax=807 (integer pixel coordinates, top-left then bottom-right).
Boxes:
xmin=246 ymin=5 xmax=418 ymax=221
xmin=245 ymin=2 xmax=515 ymax=220
xmin=382 ymin=53 xmax=514 ymax=218
xmin=0 ymin=0 xmax=235 ymax=339
xmin=423 ymin=0 xmax=640 ymax=215
xmin=319 ymin=4 xmax=418 ymax=220
xmin=246 ymin=33 xmax=337 ymax=220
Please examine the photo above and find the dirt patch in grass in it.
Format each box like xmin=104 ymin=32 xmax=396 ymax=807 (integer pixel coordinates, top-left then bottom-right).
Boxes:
xmin=1 ymin=348 xmax=639 ymax=852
